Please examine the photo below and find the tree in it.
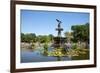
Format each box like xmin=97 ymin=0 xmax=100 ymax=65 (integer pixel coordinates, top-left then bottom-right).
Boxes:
xmin=64 ymin=31 xmax=73 ymax=42
xmin=21 ymin=33 xmax=36 ymax=43
xmin=71 ymin=23 xmax=89 ymax=43
xmin=48 ymin=34 xmax=54 ymax=42
xmin=71 ymin=23 xmax=89 ymax=48
xmin=21 ymin=33 xmax=25 ymax=42
xmin=37 ymin=35 xmax=47 ymax=43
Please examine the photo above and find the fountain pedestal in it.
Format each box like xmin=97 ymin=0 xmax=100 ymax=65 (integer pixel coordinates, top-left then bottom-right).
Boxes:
xmin=53 ymin=37 xmax=66 ymax=48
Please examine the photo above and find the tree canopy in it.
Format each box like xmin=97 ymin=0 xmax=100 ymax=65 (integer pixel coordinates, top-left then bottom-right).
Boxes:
xmin=71 ymin=23 xmax=89 ymax=43
xmin=21 ymin=33 xmax=54 ymax=43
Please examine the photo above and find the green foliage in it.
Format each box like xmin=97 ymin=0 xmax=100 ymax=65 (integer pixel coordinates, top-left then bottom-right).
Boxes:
xmin=48 ymin=48 xmax=64 ymax=57
xmin=21 ymin=33 xmax=36 ymax=43
xmin=71 ymin=49 xmax=89 ymax=60
xmin=21 ymin=33 xmax=53 ymax=43
xmin=21 ymin=33 xmax=25 ymax=42
xmin=43 ymin=43 xmax=49 ymax=56
xmin=72 ymin=44 xmax=77 ymax=49
xmin=37 ymin=35 xmax=50 ymax=43
xmin=64 ymin=32 xmax=73 ymax=41
xmin=48 ymin=34 xmax=54 ymax=41
xmin=71 ymin=23 xmax=89 ymax=43
xmin=43 ymin=43 xmax=48 ymax=50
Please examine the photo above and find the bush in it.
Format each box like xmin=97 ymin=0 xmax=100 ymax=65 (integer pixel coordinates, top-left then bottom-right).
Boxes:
xmin=72 ymin=44 xmax=77 ymax=49
xmin=43 ymin=43 xmax=49 ymax=56
xmin=43 ymin=43 xmax=48 ymax=50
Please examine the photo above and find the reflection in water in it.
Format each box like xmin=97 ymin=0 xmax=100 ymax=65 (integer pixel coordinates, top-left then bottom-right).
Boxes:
xmin=21 ymin=47 xmax=89 ymax=63
xmin=43 ymin=49 xmax=48 ymax=56
xmin=21 ymin=47 xmax=71 ymax=63
xmin=57 ymin=56 xmax=61 ymax=61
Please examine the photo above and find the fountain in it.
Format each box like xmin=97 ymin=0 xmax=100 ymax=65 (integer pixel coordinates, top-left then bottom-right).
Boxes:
xmin=53 ymin=19 xmax=66 ymax=48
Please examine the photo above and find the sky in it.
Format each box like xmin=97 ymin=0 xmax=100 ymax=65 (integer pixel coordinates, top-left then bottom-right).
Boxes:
xmin=21 ymin=9 xmax=89 ymax=37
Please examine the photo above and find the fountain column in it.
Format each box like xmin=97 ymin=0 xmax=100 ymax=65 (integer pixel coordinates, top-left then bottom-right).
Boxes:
xmin=56 ymin=19 xmax=63 ymax=37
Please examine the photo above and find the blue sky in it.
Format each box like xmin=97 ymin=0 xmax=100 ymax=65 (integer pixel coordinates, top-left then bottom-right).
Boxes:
xmin=21 ymin=10 xmax=89 ymax=36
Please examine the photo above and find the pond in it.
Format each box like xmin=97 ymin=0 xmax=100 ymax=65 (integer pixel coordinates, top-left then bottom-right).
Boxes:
xmin=21 ymin=47 xmax=72 ymax=63
xmin=21 ymin=47 xmax=89 ymax=63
